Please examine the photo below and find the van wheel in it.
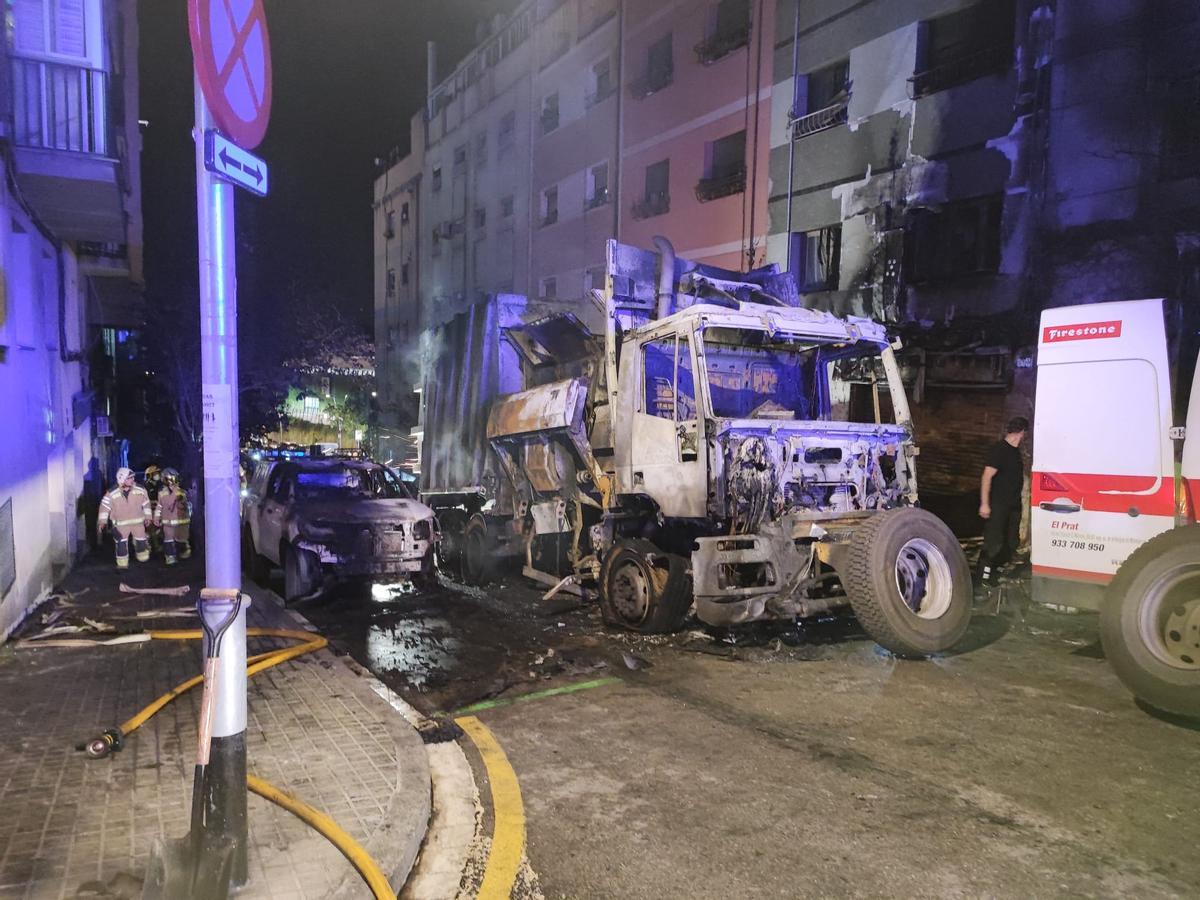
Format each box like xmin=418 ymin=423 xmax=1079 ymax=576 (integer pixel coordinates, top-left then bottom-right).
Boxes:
xmin=242 ymin=527 xmax=271 ymax=585
xmin=843 ymin=508 xmax=972 ymax=657
xmin=461 ymin=516 xmax=494 ymax=585
xmin=599 ymin=539 xmax=692 ymax=634
xmin=283 ymin=544 xmax=321 ymax=604
xmin=1101 ymin=526 xmax=1200 ymax=718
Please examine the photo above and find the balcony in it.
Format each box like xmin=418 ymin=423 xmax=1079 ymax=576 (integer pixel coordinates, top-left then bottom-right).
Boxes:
xmin=909 ymin=44 xmax=1011 ymax=98
xmin=694 ymin=168 xmax=745 ymax=203
xmin=694 ymin=23 xmax=749 ymax=65
xmin=632 ymin=192 xmax=670 ymax=220
xmin=791 ymin=99 xmax=849 ymax=139
xmin=10 ymin=57 xmax=127 ymax=243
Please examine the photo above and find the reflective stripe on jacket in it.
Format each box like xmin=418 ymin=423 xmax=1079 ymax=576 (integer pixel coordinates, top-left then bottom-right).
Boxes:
xmin=154 ymin=488 xmax=192 ymax=526
xmin=99 ymin=486 xmax=152 ymax=529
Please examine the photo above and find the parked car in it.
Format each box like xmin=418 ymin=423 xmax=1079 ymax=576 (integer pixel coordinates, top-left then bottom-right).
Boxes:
xmin=242 ymin=458 xmax=439 ymax=601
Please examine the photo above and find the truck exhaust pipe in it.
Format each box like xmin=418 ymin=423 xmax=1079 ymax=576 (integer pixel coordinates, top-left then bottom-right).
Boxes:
xmin=652 ymin=235 xmax=675 ymax=320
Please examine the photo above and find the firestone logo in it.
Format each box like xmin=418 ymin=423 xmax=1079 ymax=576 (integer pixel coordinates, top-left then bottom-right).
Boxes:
xmin=1042 ymin=320 xmax=1123 ymax=344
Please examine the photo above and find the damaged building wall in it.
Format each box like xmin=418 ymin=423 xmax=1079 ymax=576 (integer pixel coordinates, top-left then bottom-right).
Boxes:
xmin=768 ymin=0 xmax=1200 ymax=508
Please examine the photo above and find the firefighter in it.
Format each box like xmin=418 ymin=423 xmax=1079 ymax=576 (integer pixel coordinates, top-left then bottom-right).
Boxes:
xmin=97 ymin=468 xmax=153 ymax=569
xmin=143 ymin=464 xmax=164 ymax=554
xmin=154 ymin=468 xmax=192 ymax=565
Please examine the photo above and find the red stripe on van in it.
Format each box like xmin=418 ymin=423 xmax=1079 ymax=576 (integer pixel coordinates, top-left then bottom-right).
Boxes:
xmin=1032 ymin=471 xmax=1175 ymax=517
xmin=1032 ymin=564 xmax=1113 ymax=584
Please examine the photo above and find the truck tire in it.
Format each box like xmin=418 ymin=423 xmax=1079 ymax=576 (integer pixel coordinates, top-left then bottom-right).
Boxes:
xmin=461 ymin=516 xmax=495 ymax=585
xmin=599 ymin=539 xmax=692 ymax=634
xmin=242 ymin=526 xmax=271 ymax=585
xmin=283 ymin=543 xmax=321 ymax=604
xmin=843 ymin=508 xmax=972 ymax=657
xmin=1100 ymin=525 xmax=1200 ymax=718
xmin=436 ymin=509 xmax=467 ymax=576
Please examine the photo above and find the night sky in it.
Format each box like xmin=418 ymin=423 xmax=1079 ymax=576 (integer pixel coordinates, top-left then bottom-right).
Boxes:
xmin=137 ymin=0 xmax=519 ymax=330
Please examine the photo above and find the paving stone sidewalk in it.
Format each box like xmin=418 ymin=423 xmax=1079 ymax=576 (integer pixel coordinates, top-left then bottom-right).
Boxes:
xmin=0 ymin=552 xmax=430 ymax=900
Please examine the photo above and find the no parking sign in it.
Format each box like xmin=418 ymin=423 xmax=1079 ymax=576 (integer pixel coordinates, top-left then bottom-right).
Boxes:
xmin=188 ymin=0 xmax=273 ymax=149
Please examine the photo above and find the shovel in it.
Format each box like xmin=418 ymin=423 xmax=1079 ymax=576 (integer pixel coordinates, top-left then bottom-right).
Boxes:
xmin=142 ymin=589 xmax=243 ymax=900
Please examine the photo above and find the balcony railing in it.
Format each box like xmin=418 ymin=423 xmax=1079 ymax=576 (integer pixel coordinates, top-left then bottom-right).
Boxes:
xmin=694 ymin=23 xmax=749 ymax=65
xmin=632 ymin=192 xmax=670 ymax=219
xmin=13 ymin=57 xmax=109 ymax=155
xmin=791 ymin=99 xmax=849 ymax=139
xmin=695 ymin=167 xmax=745 ymax=203
xmin=909 ymin=44 xmax=1011 ymax=98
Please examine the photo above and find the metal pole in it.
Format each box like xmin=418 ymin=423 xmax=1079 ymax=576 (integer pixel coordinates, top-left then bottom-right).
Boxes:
xmin=194 ymin=72 xmax=249 ymax=885
xmin=784 ymin=0 xmax=801 ymax=278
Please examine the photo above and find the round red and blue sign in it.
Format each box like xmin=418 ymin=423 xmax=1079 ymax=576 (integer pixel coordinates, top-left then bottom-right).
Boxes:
xmin=188 ymin=0 xmax=272 ymax=149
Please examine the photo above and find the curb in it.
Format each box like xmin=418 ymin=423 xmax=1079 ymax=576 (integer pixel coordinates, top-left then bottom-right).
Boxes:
xmin=248 ymin=585 xmax=433 ymax=897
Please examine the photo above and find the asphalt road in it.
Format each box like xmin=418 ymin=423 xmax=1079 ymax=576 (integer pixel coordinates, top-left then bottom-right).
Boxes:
xmin=297 ymin=574 xmax=1200 ymax=899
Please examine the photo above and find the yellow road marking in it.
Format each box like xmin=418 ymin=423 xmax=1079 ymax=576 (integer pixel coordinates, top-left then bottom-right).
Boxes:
xmin=456 ymin=715 xmax=526 ymax=899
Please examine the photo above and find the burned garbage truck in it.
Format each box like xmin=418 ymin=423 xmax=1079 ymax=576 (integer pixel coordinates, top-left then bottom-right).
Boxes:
xmin=420 ymin=239 xmax=972 ymax=656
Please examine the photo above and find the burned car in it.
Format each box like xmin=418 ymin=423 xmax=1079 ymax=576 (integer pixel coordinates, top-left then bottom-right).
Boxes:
xmin=242 ymin=459 xmax=439 ymax=601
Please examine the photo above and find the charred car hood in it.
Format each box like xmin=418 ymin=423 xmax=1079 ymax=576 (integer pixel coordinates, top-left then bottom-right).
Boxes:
xmin=295 ymin=498 xmax=433 ymax=525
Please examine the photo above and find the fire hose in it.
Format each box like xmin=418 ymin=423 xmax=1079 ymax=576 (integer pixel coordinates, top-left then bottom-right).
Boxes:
xmin=77 ymin=623 xmax=397 ymax=900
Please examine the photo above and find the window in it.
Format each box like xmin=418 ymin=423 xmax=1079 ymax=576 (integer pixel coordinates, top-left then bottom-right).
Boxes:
xmin=453 ymin=143 xmax=467 ymax=171
xmin=805 ymin=59 xmax=849 ymax=114
xmin=400 ymin=262 xmax=410 ymax=286
xmin=696 ymin=131 xmax=745 ymax=201
xmin=12 ymin=0 xmax=94 ymax=59
xmin=586 ymin=162 xmax=609 ymax=209
xmin=791 ymin=226 xmax=842 ymax=292
xmin=400 ymin=201 xmax=409 ymax=223
xmin=905 ymin=195 xmax=1002 ymax=283
xmin=695 ymin=0 xmax=749 ymax=64
xmin=642 ymin=337 xmax=696 ymax=422
xmin=540 ymin=186 xmax=559 ymax=226
xmin=635 ymin=159 xmax=670 ymax=218
xmin=639 ymin=34 xmax=673 ymax=96
xmin=1162 ymin=73 xmax=1200 ymax=179
xmin=501 ymin=194 xmax=515 ymax=218
xmin=911 ymin=0 xmax=1015 ymax=97
xmin=475 ymin=131 xmax=488 ymax=166
xmin=384 ymin=210 xmax=396 ymax=238
xmin=431 ymin=166 xmax=442 ymax=192
xmin=474 ymin=206 xmax=487 ymax=230
xmin=386 ymin=268 xmax=397 ymax=296
xmin=498 ymin=111 xmax=516 ymax=148
xmin=431 ymin=227 xmax=442 ymax=256
xmin=584 ymin=265 xmax=606 ymax=294
xmin=540 ymin=276 xmax=558 ymax=300
xmin=541 ymin=92 xmax=560 ymax=134
xmin=587 ymin=57 xmax=613 ymax=107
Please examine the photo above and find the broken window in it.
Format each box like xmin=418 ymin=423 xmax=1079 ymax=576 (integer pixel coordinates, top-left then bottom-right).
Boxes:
xmin=642 ymin=336 xmax=696 ymax=422
xmin=912 ymin=0 xmax=1015 ymax=96
xmin=703 ymin=329 xmax=822 ymax=420
xmin=905 ymin=195 xmax=1002 ymax=283
xmin=792 ymin=225 xmax=841 ymax=292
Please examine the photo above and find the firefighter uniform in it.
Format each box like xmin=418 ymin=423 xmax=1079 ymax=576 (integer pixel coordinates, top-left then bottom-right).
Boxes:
xmin=154 ymin=470 xmax=192 ymax=565
xmin=97 ymin=468 xmax=152 ymax=568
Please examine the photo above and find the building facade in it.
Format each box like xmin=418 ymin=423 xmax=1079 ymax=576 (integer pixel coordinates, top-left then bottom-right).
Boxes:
xmin=0 ymin=0 xmax=144 ymax=637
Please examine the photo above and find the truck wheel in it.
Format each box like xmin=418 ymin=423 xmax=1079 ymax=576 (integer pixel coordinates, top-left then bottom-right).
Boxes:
xmin=283 ymin=544 xmax=320 ymax=604
xmin=242 ymin=527 xmax=271 ymax=585
xmin=599 ymin=539 xmax=692 ymax=634
xmin=461 ymin=516 xmax=494 ymax=585
xmin=436 ymin=509 xmax=467 ymax=575
xmin=1100 ymin=526 xmax=1200 ymax=718
xmin=843 ymin=508 xmax=972 ymax=657
xmin=413 ymin=549 xmax=439 ymax=592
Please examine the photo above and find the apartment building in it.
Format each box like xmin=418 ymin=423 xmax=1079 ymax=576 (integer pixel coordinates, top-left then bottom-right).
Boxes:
xmin=0 ymin=0 xmax=144 ymax=637
xmin=618 ymin=0 xmax=774 ymax=271
xmin=767 ymin=0 xmax=1200 ymax=509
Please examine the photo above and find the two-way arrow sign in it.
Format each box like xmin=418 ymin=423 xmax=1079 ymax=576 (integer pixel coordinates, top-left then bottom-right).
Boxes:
xmin=203 ymin=129 xmax=269 ymax=196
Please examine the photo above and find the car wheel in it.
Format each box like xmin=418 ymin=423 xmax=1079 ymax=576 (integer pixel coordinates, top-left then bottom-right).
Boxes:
xmin=599 ymin=539 xmax=692 ymax=634
xmin=461 ymin=516 xmax=494 ymax=585
xmin=1101 ymin=525 xmax=1200 ymax=718
xmin=283 ymin=543 xmax=320 ymax=604
xmin=412 ymin=549 xmax=439 ymax=592
xmin=842 ymin=507 xmax=972 ymax=657
xmin=242 ymin=527 xmax=271 ymax=585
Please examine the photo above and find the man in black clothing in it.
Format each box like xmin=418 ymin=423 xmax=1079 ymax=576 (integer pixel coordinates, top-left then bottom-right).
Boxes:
xmin=978 ymin=416 xmax=1029 ymax=585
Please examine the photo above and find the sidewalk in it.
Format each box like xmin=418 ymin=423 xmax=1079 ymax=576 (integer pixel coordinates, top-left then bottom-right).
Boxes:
xmin=0 ymin=550 xmax=431 ymax=899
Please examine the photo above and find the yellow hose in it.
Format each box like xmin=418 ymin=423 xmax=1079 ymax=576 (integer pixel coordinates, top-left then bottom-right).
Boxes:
xmin=247 ymin=774 xmax=397 ymax=900
xmin=102 ymin=625 xmax=396 ymax=900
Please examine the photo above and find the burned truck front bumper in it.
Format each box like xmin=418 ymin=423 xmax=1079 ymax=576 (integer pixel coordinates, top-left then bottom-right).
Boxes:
xmin=691 ymin=521 xmax=853 ymax=626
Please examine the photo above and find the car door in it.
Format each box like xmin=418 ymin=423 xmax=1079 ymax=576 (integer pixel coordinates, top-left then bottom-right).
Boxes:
xmin=257 ymin=466 xmax=292 ymax=565
xmin=1031 ymin=299 xmax=1176 ymax=608
xmin=629 ymin=331 xmax=707 ymax=517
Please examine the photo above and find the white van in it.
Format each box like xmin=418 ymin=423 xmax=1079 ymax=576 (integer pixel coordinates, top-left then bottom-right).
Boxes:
xmin=1033 ymin=298 xmax=1199 ymax=716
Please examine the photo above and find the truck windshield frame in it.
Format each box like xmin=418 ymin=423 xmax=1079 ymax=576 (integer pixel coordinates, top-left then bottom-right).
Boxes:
xmin=700 ymin=327 xmax=892 ymax=423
